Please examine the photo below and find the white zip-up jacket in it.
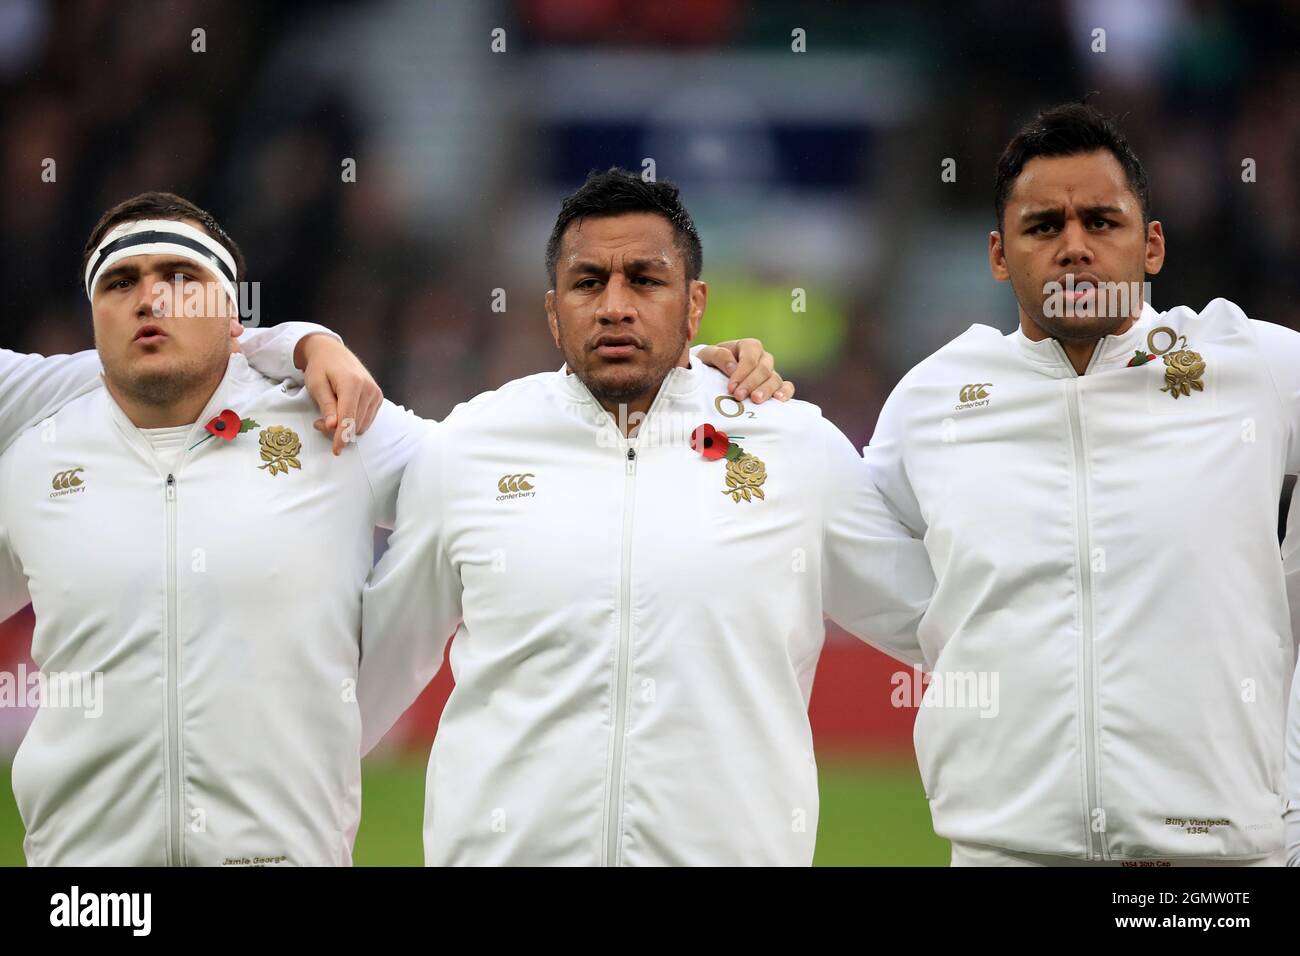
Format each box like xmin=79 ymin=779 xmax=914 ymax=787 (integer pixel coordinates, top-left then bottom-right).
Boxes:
xmin=357 ymin=359 xmax=935 ymax=866
xmin=0 ymin=323 xmax=335 ymax=454
xmin=867 ymin=297 xmax=1299 ymax=862
xmin=0 ymin=352 xmax=429 ymax=865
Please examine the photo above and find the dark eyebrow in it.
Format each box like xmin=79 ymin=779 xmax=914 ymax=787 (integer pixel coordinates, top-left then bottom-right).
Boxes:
xmin=623 ymin=257 xmax=672 ymax=272
xmin=1079 ymin=204 xmax=1125 ymax=218
xmin=95 ymin=263 xmax=139 ymax=287
xmin=97 ymin=259 xmax=215 ymax=293
xmin=567 ymin=256 xmax=674 ymax=276
xmin=1019 ymin=204 xmax=1127 ymax=224
xmin=1019 ymin=207 xmax=1065 ymax=224
xmin=151 ymin=258 xmax=212 ymax=277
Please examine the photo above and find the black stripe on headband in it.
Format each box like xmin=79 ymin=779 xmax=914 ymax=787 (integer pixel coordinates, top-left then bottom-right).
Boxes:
xmin=88 ymin=230 xmax=236 ymax=289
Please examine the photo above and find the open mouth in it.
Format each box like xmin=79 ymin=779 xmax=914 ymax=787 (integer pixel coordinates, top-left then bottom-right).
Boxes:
xmin=134 ymin=324 xmax=168 ymax=345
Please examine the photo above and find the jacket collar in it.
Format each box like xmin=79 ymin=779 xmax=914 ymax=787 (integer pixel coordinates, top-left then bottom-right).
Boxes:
xmin=552 ymin=355 xmax=705 ymax=448
xmin=1008 ymin=300 xmax=1161 ymax=375
xmin=104 ymin=352 xmax=258 ymax=475
xmin=555 ymin=355 xmax=703 ymax=408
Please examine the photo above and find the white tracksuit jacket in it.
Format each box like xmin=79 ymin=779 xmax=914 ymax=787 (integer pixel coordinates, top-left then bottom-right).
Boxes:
xmin=0 ymin=352 xmax=429 ymax=865
xmin=357 ymin=359 xmax=936 ymax=866
xmin=0 ymin=323 xmax=334 ymax=454
xmin=867 ymin=297 xmax=1300 ymax=862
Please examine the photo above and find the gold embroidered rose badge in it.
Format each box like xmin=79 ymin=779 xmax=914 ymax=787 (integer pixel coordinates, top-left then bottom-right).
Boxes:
xmin=258 ymin=425 xmax=302 ymax=476
xmin=1146 ymin=326 xmax=1207 ymax=400
xmin=1159 ymin=348 xmax=1206 ymax=399
xmin=722 ymin=452 xmax=767 ymax=502
xmin=690 ymin=422 xmax=768 ymax=504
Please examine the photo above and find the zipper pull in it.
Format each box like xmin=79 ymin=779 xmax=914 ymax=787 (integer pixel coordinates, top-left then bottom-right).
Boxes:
xmin=166 ymin=474 xmax=176 ymax=501
xmin=626 ymin=448 xmax=637 ymax=476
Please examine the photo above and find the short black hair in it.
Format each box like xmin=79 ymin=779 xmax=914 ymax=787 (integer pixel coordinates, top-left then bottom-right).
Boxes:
xmin=81 ymin=191 xmax=246 ymax=285
xmin=994 ymin=102 xmax=1151 ymax=234
xmin=545 ymin=167 xmax=702 ymax=286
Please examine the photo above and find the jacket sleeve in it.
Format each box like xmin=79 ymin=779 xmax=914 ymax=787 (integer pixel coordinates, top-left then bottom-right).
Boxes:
xmin=238 ymin=322 xmax=341 ymax=385
xmin=0 ymin=348 xmax=101 ymax=455
xmin=1250 ymin=317 xmax=1300 ymax=476
xmin=1258 ymin=317 xmax=1300 ymax=863
xmin=0 ymin=523 xmax=26 ymax=625
xmin=863 ymin=376 xmax=928 ymax=538
xmin=0 ymin=450 xmax=30 ymax=623
xmin=1287 ymin=655 xmax=1300 ymax=865
xmin=820 ymin=416 xmax=934 ymax=670
xmin=358 ymin=429 xmax=462 ymax=755
xmin=1283 ymin=483 xmax=1300 ymax=865
xmin=356 ymin=400 xmax=437 ymax=529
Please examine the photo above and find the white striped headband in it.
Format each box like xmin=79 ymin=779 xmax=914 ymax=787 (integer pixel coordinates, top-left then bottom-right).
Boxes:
xmin=84 ymin=218 xmax=240 ymax=311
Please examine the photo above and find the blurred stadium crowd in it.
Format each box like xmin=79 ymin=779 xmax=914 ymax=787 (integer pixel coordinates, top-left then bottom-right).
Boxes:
xmin=2 ymin=0 xmax=1296 ymax=451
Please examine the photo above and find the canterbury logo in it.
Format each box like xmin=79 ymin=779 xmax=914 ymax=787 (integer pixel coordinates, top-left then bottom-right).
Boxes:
xmin=49 ymin=467 xmax=87 ymax=499
xmin=51 ymin=468 xmax=85 ymax=491
xmin=958 ymin=383 xmax=992 ymax=403
xmin=497 ymin=473 xmax=535 ymax=494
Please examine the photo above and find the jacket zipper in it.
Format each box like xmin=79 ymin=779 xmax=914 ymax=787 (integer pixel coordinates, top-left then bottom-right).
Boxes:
xmin=1058 ymin=341 xmax=1106 ymax=861
xmin=163 ymin=472 xmax=182 ymax=866
xmin=602 ymin=383 xmax=673 ymax=866
xmin=604 ymin=444 xmax=638 ymax=866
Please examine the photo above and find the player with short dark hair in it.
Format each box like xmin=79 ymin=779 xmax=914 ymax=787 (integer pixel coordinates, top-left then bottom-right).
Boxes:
xmin=868 ymin=101 xmax=1297 ymax=865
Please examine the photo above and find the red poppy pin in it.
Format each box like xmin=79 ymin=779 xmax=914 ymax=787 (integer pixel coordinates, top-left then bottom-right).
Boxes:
xmin=691 ymin=423 xmax=768 ymax=503
xmin=690 ymin=423 xmax=731 ymax=460
xmin=189 ymin=408 xmax=259 ymax=450
xmin=1127 ymin=349 xmax=1157 ymax=367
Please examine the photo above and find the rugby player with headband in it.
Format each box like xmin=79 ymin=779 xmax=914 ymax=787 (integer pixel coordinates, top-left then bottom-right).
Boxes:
xmin=84 ymin=218 xmax=242 ymax=317
xmin=2 ymin=194 xmax=382 ymax=458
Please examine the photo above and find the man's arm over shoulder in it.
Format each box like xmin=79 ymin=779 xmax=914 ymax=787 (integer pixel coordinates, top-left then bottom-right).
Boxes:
xmin=1287 ymin=659 xmax=1300 ymax=865
xmin=1247 ymin=314 xmax=1300 ymax=475
xmin=0 ymin=349 xmax=102 ymax=455
xmin=864 ymin=374 xmax=927 ymax=537
xmin=237 ymin=322 xmax=340 ymax=384
xmin=358 ymin=430 xmax=462 ymax=754
xmin=356 ymin=401 xmax=436 ymax=529
xmin=819 ymin=415 xmax=934 ymax=670
xmin=0 ymin=447 xmax=30 ymax=623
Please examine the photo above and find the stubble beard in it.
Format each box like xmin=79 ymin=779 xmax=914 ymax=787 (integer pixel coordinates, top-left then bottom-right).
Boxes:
xmin=98 ymin=335 xmax=231 ymax=411
xmin=563 ymin=314 xmax=691 ymax=409
xmin=1016 ymin=270 xmax=1143 ymax=343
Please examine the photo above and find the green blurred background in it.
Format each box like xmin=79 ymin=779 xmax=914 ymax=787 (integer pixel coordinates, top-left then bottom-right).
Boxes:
xmin=0 ymin=757 xmax=948 ymax=866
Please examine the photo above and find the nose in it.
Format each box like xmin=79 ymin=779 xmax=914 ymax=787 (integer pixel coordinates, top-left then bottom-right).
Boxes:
xmin=593 ymin=274 xmax=638 ymax=325
xmin=1055 ymin=219 xmax=1094 ymax=269
xmin=134 ymin=272 xmax=170 ymax=319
